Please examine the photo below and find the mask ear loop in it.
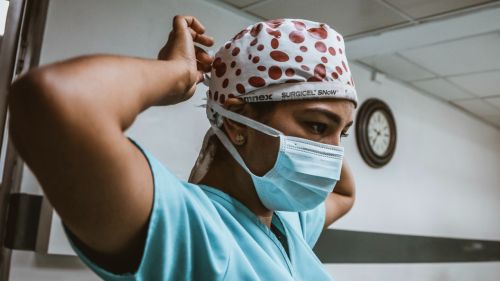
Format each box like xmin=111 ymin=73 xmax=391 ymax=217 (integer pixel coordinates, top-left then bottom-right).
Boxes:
xmin=208 ymin=100 xmax=281 ymax=138
xmin=202 ymin=49 xmax=215 ymax=87
xmin=202 ymin=73 xmax=211 ymax=87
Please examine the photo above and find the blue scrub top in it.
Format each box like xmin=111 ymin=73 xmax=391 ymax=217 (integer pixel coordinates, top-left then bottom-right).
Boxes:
xmin=63 ymin=137 xmax=333 ymax=281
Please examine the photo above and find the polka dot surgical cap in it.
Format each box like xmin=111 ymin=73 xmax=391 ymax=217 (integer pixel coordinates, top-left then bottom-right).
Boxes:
xmin=205 ymin=18 xmax=358 ymax=113
xmin=189 ymin=18 xmax=358 ymax=184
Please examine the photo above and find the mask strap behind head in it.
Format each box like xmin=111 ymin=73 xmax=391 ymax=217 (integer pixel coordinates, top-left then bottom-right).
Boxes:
xmin=208 ymin=100 xmax=281 ymax=138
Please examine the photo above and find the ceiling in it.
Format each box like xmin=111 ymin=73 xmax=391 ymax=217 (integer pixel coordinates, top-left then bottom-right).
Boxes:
xmin=210 ymin=0 xmax=500 ymax=129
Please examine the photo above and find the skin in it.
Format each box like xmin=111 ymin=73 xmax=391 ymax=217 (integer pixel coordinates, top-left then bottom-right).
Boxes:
xmin=7 ymin=15 xmax=355 ymax=274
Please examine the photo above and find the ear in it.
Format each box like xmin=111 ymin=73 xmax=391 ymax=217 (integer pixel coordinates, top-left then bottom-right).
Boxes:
xmin=222 ymin=97 xmax=248 ymax=146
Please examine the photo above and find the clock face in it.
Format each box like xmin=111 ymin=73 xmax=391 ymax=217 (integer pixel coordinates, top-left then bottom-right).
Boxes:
xmin=367 ymin=110 xmax=391 ymax=156
xmin=355 ymin=98 xmax=397 ymax=168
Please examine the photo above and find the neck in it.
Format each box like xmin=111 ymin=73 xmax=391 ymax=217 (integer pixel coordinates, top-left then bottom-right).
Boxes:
xmin=199 ymin=154 xmax=274 ymax=227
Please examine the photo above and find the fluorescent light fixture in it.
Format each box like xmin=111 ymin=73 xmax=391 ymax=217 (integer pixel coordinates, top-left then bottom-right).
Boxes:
xmin=0 ymin=0 xmax=9 ymax=36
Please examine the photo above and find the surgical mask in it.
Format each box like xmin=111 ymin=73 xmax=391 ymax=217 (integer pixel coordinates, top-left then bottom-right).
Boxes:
xmin=207 ymin=101 xmax=344 ymax=211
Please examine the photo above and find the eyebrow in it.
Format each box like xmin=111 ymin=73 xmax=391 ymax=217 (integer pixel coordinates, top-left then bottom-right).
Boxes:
xmin=302 ymin=107 xmax=354 ymax=128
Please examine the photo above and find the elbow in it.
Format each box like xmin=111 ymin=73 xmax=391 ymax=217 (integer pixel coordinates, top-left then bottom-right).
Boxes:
xmin=9 ymin=68 xmax=58 ymax=112
xmin=8 ymin=68 xmax=63 ymax=154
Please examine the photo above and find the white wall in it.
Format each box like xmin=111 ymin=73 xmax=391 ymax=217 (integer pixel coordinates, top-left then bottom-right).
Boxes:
xmin=333 ymin=63 xmax=500 ymax=241
xmin=11 ymin=0 xmax=500 ymax=280
xmin=325 ymin=63 xmax=500 ymax=281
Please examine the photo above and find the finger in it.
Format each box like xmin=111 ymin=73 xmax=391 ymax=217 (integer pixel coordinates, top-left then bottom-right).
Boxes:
xmin=196 ymin=71 xmax=205 ymax=84
xmin=194 ymin=46 xmax=213 ymax=65
xmin=173 ymin=15 xmax=206 ymax=34
xmin=189 ymin=29 xmax=214 ymax=47
xmin=196 ymin=61 xmax=212 ymax=73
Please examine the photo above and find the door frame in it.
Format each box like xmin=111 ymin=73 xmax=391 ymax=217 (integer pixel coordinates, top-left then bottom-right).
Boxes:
xmin=0 ymin=0 xmax=49 ymax=280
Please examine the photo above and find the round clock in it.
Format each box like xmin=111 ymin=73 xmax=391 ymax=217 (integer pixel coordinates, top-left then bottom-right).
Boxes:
xmin=355 ymin=98 xmax=397 ymax=168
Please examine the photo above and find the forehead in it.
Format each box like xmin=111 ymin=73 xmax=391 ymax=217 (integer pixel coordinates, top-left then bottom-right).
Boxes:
xmin=273 ymin=99 xmax=355 ymax=121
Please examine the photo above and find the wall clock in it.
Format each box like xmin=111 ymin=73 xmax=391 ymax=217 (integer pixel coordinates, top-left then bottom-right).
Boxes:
xmin=355 ymin=98 xmax=397 ymax=168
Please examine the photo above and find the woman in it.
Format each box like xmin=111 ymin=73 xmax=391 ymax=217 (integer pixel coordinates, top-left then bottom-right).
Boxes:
xmin=8 ymin=15 xmax=356 ymax=280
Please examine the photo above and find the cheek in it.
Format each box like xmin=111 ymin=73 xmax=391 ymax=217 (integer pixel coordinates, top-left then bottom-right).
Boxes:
xmin=243 ymin=130 xmax=280 ymax=176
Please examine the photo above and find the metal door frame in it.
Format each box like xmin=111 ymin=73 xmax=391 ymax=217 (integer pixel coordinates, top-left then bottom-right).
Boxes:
xmin=0 ymin=0 xmax=49 ymax=280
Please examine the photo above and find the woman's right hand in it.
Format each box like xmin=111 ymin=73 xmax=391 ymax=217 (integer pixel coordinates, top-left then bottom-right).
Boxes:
xmin=157 ymin=15 xmax=214 ymax=105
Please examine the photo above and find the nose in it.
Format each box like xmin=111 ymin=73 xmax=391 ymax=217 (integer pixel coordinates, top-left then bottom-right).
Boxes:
xmin=323 ymin=134 xmax=341 ymax=146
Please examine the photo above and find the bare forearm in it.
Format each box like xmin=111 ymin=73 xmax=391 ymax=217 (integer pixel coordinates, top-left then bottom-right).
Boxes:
xmin=333 ymin=160 xmax=355 ymax=197
xmin=10 ymin=55 xmax=190 ymax=130
xmin=7 ymin=54 xmax=191 ymax=195
xmin=324 ymin=160 xmax=356 ymax=228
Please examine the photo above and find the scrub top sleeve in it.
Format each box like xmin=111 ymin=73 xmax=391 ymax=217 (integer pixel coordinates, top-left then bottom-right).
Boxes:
xmin=298 ymin=201 xmax=326 ymax=248
xmin=62 ymin=137 xmax=230 ymax=281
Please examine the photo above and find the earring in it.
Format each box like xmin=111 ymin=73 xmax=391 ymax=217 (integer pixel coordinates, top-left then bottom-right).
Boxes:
xmin=235 ymin=134 xmax=246 ymax=145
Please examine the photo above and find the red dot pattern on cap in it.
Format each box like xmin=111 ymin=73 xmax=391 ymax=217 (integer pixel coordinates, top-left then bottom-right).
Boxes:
xmin=213 ymin=57 xmax=227 ymax=77
xmin=233 ymin=29 xmax=248 ymax=40
xmin=249 ymin=76 xmax=266 ymax=87
xmin=328 ymin=47 xmax=336 ymax=56
xmin=289 ymin=31 xmax=305 ymax=43
xmin=271 ymin=38 xmax=279 ymax=49
xmin=292 ymin=20 xmax=306 ymax=30
xmin=315 ymin=41 xmax=327 ymax=53
xmin=270 ymin=50 xmax=289 ymax=62
xmin=250 ymin=23 xmax=263 ymax=37
xmin=335 ymin=66 xmax=343 ymax=75
xmin=265 ymin=19 xmax=284 ymax=28
xmin=209 ymin=19 xmax=355 ymax=103
xmin=314 ymin=64 xmax=326 ymax=78
xmin=269 ymin=66 xmax=282 ymax=80
xmin=266 ymin=28 xmax=281 ymax=38
xmin=342 ymin=61 xmax=349 ymax=72
xmin=236 ymin=83 xmax=245 ymax=93
xmin=307 ymin=76 xmax=322 ymax=82
xmin=307 ymin=27 xmax=328 ymax=39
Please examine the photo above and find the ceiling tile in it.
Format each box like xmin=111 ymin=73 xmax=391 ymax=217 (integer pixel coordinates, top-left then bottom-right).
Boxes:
xmin=451 ymin=98 xmax=500 ymax=116
xmin=359 ymin=54 xmax=436 ymax=81
xmin=411 ymin=78 xmax=475 ymax=100
xmin=481 ymin=115 xmax=500 ymax=127
xmin=447 ymin=70 xmax=500 ymax=97
xmin=221 ymin=0 xmax=262 ymax=8
xmin=245 ymin=0 xmax=408 ymax=37
xmin=484 ymin=96 xmax=500 ymax=109
xmin=399 ymin=32 xmax=500 ymax=76
xmin=385 ymin=0 xmax=493 ymax=19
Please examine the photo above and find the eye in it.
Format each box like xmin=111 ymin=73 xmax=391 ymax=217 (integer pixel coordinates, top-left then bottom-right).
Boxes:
xmin=306 ymin=122 xmax=327 ymax=135
xmin=341 ymin=131 xmax=350 ymax=138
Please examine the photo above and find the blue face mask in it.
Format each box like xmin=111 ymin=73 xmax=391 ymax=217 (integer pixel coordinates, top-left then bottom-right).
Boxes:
xmin=208 ymin=101 xmax=344 ymax=211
